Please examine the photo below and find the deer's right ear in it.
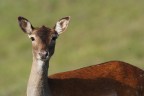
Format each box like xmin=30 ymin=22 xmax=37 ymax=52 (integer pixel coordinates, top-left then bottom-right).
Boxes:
xmin=18 ymin=16 xmax=34 ymax=34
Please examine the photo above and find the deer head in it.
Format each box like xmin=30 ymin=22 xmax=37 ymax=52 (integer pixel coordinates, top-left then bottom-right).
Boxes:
xmin=18 ymin=16 xmax=70 ymax=61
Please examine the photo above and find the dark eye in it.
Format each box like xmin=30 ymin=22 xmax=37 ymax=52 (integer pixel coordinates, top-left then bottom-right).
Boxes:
xmin=51 ymin=34 xmax=58 ymax=40
xmin=30 ymin=37 xmax=35 ymax=41
xmin=52 ymin=36 xmax=57 ymax=40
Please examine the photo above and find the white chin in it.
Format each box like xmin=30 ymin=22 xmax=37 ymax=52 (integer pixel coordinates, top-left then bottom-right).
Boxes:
xmin=37 ymin=57 xmax=48 ymax=61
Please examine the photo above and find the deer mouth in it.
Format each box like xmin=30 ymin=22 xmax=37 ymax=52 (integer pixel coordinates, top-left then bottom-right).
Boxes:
xmin=37 ymin=52 xmax=49 ymax=61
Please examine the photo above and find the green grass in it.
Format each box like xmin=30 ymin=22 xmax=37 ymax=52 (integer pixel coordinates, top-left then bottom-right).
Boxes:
xmin=0 ymin=0 xmax=144 ymax=96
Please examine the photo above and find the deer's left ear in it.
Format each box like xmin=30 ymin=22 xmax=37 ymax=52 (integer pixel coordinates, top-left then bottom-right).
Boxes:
xmin=18 ymin=16 xmax=34 ymax=34
xmin=54 ymin=16 xmax=70 ymax=34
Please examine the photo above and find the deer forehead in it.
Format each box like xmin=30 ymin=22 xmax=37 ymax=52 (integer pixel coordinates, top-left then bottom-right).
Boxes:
xmin=32 ymin=27 xmax=52 ymax=38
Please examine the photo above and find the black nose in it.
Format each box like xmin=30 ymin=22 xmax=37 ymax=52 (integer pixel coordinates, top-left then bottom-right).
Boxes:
xmin=39 ymin=51 xmax=49 ymax=59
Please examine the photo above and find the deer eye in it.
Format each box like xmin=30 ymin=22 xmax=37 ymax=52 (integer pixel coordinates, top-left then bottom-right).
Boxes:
xmin=51 ymin=33 xmax=58 ymax=40
xmin=30 ymin=37 xmax=35 ymax=41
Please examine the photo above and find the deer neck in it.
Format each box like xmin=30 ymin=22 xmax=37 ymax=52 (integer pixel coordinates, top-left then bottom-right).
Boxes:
xmin=27 ymin=56 xmax=52 ymax=96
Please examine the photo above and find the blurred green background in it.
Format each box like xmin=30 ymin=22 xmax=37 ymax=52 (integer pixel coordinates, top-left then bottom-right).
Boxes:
xmin=0 ymin=0 xmax=144 ymax=96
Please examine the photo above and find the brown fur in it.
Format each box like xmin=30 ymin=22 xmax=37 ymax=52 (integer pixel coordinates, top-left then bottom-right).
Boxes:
xmin=36 ymin=26 xmax=52 ymax=44
xmin=49 ymin=61 xmax=144 ymax=96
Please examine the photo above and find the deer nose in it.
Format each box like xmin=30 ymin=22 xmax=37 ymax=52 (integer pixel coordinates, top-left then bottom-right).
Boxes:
xmin=39 ymin=51 xmax=49 ymax=59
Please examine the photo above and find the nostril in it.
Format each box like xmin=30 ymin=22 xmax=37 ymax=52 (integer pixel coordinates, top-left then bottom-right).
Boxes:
xmin=39 ymin=51 xmax=49 ymax=60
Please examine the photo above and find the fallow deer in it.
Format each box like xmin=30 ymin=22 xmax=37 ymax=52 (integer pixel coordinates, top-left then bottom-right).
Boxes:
xmin=18 ymin=16 xmax=144 ymax=96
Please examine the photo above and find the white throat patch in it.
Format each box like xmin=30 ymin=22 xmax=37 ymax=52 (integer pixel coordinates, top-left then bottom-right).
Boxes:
xmin=38 ymin=60 xmax=44 ymax=66
xmin=37 ymin=60 xmax=45 ymax=71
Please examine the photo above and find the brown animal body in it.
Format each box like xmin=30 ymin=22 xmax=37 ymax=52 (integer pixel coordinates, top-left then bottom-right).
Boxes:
xmin=18 ymin=16 xmax=144 ymax=96
xmin=49 ymin=61 xmax=144 ymax=96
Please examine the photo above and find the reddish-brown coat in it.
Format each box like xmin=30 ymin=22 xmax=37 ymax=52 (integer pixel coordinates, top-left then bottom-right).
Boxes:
xmin=48 ymin=61 xmax=144 ymax=96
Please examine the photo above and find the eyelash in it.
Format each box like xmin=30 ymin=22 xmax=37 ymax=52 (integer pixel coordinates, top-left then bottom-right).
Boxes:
xmin=30 ymin=37 xmax=35 ymax=41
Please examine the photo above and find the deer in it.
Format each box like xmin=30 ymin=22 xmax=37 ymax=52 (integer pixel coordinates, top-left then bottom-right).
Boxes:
xmin=18 ymin=16 xmax=144 ymax=96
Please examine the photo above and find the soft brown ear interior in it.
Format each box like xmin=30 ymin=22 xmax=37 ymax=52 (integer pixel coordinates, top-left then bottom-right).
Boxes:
xmin=54 ymin=16 xmax=70 ymax=34
xmin=18 ymin=16 xmax=34 ymax=34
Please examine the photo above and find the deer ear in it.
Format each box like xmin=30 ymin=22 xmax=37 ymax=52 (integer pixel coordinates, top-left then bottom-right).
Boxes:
xmin=54 ymin=16 xmax=70 ymax=34
xmin=18 ymin=16 xmax=34 ymax=34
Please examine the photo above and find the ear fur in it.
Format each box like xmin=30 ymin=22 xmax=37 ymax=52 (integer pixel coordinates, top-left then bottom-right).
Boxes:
xmin=54 ymin=16 xmax=70 ymax=34
xmin=18 ymin=16 xmax=34 ymax=34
